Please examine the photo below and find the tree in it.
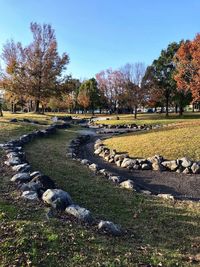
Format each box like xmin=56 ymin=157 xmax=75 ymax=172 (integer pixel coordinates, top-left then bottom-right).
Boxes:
xmin=174 ymin=35 xmax=200 ymax=104
xmin=152 ymin=42 xmax=181 ymax=116
xmin=96 ymin=69 xmax=124 ymax=113
xmin=77 ymin=78 xmax=100 ymax=114
xmin=120 ymin=62 xmax=146 ymax=118
xmin=1 ymin=22 xmax=69 ymax=113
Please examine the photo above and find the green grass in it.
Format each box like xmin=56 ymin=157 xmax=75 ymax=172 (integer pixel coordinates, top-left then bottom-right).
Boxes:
xmin=1 ymin=115 xmax=200 ymax=266
xmin=104 ymin=121 xmax=200 ymax=161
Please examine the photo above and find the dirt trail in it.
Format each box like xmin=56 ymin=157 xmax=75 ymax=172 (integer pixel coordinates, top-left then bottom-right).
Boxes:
xmin=79 ymin=131 xmax=200 ymax=201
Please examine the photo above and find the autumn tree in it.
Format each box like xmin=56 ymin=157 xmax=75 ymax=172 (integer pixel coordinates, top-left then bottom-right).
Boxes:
xmin=1 ymin=22 xmax=69 ymax=113
xmin=120 ymin=62 xmax=146 ymax=118
xmin=174 ymin=34 xmax=200 ymax=105
xmin=96 ymin=69 xmax=124 ymax=113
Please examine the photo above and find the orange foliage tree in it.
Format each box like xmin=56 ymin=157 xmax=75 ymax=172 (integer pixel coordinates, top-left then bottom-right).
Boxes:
xmin=174 ymin=34 xmax=200 ymax=103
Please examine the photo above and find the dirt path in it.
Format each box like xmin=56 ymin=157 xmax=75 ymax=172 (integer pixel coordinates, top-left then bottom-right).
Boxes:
xmin=79 ymin=131 xmax=200 ymax=201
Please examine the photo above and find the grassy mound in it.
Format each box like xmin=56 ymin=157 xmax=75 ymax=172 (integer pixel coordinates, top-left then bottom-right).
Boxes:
xmin=104 ymin=122 xmax=200 ymax=161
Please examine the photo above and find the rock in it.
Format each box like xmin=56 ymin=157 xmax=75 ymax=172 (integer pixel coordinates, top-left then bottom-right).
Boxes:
xmin=42 ymin=189 xmax=73 ymax=209
xmin=180 ymin=157 xmax=192 ymax=168
xmin=141 ymin=163 xmax=152 ymax=170
xmin=11 ymin=172 xmax=30 ymax=182
xmin=21 ymin=191 xmax=38 ymax=200
xmin=89 ymin=163 xmax=98 ymax=172
xmin=108 ymin=175 xmax=122 ymax=184
xmin=182 ymin=167 xmax=190 ymax=174
xmin=65 ymin=204 xmax=93 ymax=223
xmin=157 ymin=194 xmax=174 ymax=200
xmin=114 ymin=154 xmax=128 ymax=163
xmin=12 ymin=163 xmax=30 ymax=172
xmin=116 ymin=160 xmax=122 ymax=167
xmin=120 ymin=179 xmax=134 ymax=190
xmin=98 ymin=220 xmax=122 ymax=236
xmin=108 ymin=158 xmax=114 ymax=163
xmin=10 ymin=118 xmax=18 ymax=122
xmin=30 ymin=171 xmax=42 ymax=179
xmin=191 ymin=162 xmax=200 ymax=174
xmin=5 ymin=157 xmax=21 ymax=166
xmin=137 ymin=158 xmax=147 ymax=165
xmin=161 ymin=160 xmax=178 ymax=171
xmin=121 ymin=158 xmax=136 ymax=168
xmin=19 ymin=182 xmax=41 ymax=192
xmin=132 ymin=164 xmax=140 ymax=170
xmin=94 ymin=147 xmax=103 ymax=155
xmin=148 ymin=155 xmax=164 ymax=164
xmin=152 ymin=162 xmax=166 ymax=172
xmin=81 ymin=159 xmax=90 ymax=165
xmin=31 ymin=175 xmax=55 ymax=191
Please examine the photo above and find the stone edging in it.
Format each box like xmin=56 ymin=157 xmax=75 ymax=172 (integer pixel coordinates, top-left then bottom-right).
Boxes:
xmin=67 ymin=135 xmax=176 ymax=203
xmin=0 ymin=123 xmax=122 ymax=236
xmin=94 ymin=139 xmax=200 ymax=175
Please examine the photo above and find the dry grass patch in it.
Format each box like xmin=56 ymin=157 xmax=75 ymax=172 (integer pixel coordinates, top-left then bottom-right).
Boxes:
xmin=104 ymin=121 xmax=200 ymax=161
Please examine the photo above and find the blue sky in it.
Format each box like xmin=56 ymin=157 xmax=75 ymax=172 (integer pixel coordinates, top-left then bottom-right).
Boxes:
xmin=0 ymin=0 xmax=199 ymax=79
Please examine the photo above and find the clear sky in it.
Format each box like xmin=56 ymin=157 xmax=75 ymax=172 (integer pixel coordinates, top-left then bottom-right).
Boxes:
xmin=0 ymin=0 xmax=199 ymax=79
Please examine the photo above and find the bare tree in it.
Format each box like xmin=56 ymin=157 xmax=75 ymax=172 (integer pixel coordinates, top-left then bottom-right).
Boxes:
xmin=120 ymin=62 xmax=146 ymax=118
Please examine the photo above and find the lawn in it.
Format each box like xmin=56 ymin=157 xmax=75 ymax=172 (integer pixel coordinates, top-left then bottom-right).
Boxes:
xmin=104 ymin=121 xmax=200 ymax=161
xmin=0 ymin=114 xmax=200 ymax=266
xmin=94 ymin=112 xmax=200 ymax=126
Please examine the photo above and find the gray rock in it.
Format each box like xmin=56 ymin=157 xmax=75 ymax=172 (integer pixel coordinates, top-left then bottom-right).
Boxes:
xmin=141 ymin=190 xmax=151 ymax=195
xmin=161 ymin=160 xmax=178 ymax=171
xmin=180 ymin=157 xmax=192 ymax=168
xmin=98 ymin=220 xmax=122 ymax=236
xmin=182 ymin=167 xmax=190 ymax=174
xmin=98 ymin=169 xmax=108 ymax=176
xmin=120 ymin=179 xmax=134 ymax=190
xmin=12 ymin=163 xmax=30 ymax=172
xmin=81 ymin=159 xmax=90 ymax=165
xmin=30 ymin=171 xmax=42 ymax=179
xmin=116 ymin=160 xmax=122 ymax=167
xmin=65 ymin=204 xmax=93 ymax=223
xmin=5 ymin=157 xmax=21 ymax=166
xmin=108 ymin=175 xmax=122 ymax=184
xmin=114 ymin=154 xmax=128 ymax=163
xmin=21 ymin=191 xmax=38 ymax=200
xmin=132 ymin=164 xmax=140 ymax=170
xmin=42 ymin=189 xmax=73 ymax=209
xmin=191 ymin=162 xmax=200 ymax=174
xmin=137 ymin=158 xmax=147 ymax=165
xmin=148 ymin=155 xmax=164 ymax=164
xmin=141 ymin=163 xmax=152 ymax=170
xmin=19 ymin=182 xmax=41 ymax=192
xmin=121 ymin=158 xmax=136 ymax=168
xmin=152 ymin=162 xmax=166 ymax=172
xmin=11 ymin=172 xmax=30 ymax=182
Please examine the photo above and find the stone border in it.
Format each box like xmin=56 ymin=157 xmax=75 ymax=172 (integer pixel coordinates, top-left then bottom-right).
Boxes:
xmin=67 ymin=135 xmax=176 ymax=202
xmin=0 ymin=122 xmax=122 ymax=236
xmin=93 ymin=139 xmax=200 ymax=175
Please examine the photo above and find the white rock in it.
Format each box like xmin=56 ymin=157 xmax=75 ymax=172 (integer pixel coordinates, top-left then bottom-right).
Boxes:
xmin=65 ymin=204 xmax=93 ymax=223
xmin=11 ymin=172 xmax=30 ymax=182
xmin=120 ymin=179 xmax=134 ymax=190
xmin=98 ymin=220 xmax=121 ymax=236
xmin=89 ymin=163 xmax=98 ymax=172
xmin=42 ymin=189 xmax=73 ymax=208
xmin=81 ymin=159 xmax=90 ymax=165
xmin=22 ymin=191 xmax=38 ymax=200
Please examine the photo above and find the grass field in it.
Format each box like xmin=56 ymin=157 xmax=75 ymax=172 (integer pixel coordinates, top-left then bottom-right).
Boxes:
xmin=0 ymin=113 xmax=200 ymax=266
xmin=104 ymin=121 xmax=200 ymax=161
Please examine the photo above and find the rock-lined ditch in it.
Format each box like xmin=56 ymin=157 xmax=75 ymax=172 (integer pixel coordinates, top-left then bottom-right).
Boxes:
xmin=0 ymin=122 xmax=122 ymax=236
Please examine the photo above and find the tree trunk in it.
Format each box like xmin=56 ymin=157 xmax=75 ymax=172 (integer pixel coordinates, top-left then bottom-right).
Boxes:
xmin=134 ymin=106 xmax=137 ymax=119
xmin=0 ymin=105 xmax=3 ymax=117
xmin=175 ymin=104 xmax=178 ymax=113
xmin=166 ymin=97 xmax=169 ymax=117
xmin=179 ymin=106 xmax=183 ymax=116
xmin=34 ymin=100 xmax=40 ymax=113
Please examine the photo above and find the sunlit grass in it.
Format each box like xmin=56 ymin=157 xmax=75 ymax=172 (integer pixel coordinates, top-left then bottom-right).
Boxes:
xmin=104 ymin=121 xmax=200 ymax=160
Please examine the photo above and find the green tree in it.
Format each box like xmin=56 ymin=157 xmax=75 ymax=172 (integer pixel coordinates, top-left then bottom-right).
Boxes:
xmin=151 ymin=42 xmax=181 ymax=116
xmin=77 ymin=78 xmax=100 ymax=114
